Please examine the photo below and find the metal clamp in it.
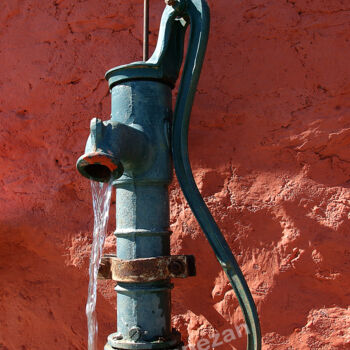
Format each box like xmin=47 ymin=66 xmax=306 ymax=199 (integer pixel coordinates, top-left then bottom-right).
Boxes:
xmin=98 ymin=255 xmax=196 ymax=282
xmin=106 ymin=328 xmax=182 ymax=350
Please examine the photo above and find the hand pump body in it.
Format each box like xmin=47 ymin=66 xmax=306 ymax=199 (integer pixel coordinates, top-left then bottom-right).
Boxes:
xmin=77 ymin=1 xmax=261 ymax=349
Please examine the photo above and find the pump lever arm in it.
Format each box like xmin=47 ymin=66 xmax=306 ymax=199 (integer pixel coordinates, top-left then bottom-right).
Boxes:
xmin=171 ymin=1 xmax=261 ymax=349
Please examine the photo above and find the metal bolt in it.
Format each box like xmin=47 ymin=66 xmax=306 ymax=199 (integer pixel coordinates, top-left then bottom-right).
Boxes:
xmin=112 ymin=333 xmax=123 ymax=341
xmin=168 ymin=260 xmax=185 ymax=275
xmin=129 ymin=326 xmax=143 ymax=341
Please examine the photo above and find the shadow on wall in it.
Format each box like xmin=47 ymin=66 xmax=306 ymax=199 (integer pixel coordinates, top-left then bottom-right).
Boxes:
xmin=0 ymin=219 xmax=115 ymax=350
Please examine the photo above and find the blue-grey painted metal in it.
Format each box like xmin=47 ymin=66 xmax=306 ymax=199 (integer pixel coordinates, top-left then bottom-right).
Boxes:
xmin=77 ymin=1 xmax=261 ymax=349
xmin=170 ymin=1 xmax=262 ymax=349
xmin=109 ymin=81 xmax=176 ymax=349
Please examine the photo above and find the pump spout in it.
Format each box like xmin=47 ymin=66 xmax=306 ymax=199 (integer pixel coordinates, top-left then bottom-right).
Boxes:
xmin=76 ymin=118 xmax=152 ymax=182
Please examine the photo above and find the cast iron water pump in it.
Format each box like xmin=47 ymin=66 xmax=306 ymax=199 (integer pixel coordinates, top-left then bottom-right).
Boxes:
xmin=77 ymin=0 xmax=261 ymax=349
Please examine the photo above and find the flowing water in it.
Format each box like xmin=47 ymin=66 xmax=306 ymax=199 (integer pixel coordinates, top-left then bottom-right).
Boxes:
xmin=86 ymin=180 xmax=113 ymax=350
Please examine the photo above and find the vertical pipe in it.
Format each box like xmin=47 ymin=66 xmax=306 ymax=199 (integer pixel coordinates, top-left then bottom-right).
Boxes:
xmin=107 ymin=80 xmax=174 ymax=348
xmin=143 ymin=0 xmax=149 ymax=61
xmin=115 ymin=183 xmax=172 ymax=341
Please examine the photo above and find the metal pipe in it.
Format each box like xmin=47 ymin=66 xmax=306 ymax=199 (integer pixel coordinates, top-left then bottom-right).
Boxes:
xmin=111 ymin=81 xmax=174 ymax=347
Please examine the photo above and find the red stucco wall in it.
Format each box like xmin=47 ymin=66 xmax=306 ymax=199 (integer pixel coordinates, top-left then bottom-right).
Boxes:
xmin=1 ymin=0 xmax=350 ymax=349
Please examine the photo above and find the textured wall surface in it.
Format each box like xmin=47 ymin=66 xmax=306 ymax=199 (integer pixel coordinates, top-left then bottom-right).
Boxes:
xmin=1 ymin=0 xmax=350 ymax=349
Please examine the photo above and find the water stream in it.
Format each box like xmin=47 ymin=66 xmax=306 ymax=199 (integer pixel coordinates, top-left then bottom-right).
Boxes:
xmin=86 ymin=180 xmax=113 ymax=350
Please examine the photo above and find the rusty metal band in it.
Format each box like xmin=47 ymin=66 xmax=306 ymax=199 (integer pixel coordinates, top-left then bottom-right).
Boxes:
xmin=98 ymin=255 xmax=195 ymax=282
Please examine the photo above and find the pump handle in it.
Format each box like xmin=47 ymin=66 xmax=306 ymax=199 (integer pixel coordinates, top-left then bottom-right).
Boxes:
xmin=171 ymin=1 xmax=261 ymax=349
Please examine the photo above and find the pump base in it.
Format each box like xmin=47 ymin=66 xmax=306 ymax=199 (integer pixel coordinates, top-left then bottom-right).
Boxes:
xmin=105 ymin=345 xmax=183 ymax=350
xmin=105 ymin=330 xmax=182 ymax=350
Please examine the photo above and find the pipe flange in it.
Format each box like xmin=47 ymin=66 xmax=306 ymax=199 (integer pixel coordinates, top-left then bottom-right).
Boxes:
xmin=106 ymin=329 xmax=181 ymax=349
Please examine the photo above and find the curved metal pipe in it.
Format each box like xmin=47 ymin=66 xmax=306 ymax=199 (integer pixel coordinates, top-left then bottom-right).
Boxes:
xmin=171 ymin=1 xmax=261 ymax=349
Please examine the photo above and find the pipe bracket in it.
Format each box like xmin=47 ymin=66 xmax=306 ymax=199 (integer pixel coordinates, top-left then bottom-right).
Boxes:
xmin=98 ymin=255 xmax=196 ymax=282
